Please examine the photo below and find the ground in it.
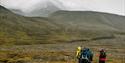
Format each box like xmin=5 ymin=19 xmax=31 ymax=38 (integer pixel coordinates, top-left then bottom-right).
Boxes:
xmin=0 ymin=36 xmax=125 ymax=63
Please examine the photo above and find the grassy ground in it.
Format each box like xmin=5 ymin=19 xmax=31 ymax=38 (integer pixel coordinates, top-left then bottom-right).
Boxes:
xmin=0 ymin=36 xmax=125 ymax=63
xmin=0 ymin=5 xmax=125 ymax=63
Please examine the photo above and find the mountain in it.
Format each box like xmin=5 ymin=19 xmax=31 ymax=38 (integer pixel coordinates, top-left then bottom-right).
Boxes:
xmin=0 ymin=5 xmax=125 ymax=45
xmin=11 ymin=1 xmax=61 ymax=17
xmin=50 ymin=11 xmax=125 ymax=31
xmin=1 ymin=0 xmax=124 ymax=16
xmin=0 ymin=5 xmax=60 ymax=45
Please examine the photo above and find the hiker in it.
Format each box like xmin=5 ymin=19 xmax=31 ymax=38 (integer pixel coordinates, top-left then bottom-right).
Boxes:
xmin=76 ymin=46 xmax=82 ymax=63
xmin=80 ymin=48 xmax=93 ymax=63
xmin=99 ymin=49 xmax=107 ymax=63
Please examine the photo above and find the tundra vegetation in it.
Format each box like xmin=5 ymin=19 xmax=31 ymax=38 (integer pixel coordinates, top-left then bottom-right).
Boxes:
xmin=0 ymin=5 xmax=125 ymax=63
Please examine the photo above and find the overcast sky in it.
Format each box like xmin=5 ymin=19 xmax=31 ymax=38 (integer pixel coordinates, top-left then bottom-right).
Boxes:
xmin=0 ymin=0 xmax=125 ymax=16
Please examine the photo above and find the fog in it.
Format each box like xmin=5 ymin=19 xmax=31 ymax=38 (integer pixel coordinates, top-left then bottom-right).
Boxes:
xmin=0 ymin=0 xmax=125 ymax=16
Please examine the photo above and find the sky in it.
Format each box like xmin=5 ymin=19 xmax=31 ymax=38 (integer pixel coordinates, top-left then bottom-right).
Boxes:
xmin=0 ymin=0 xmax=125 ymax=16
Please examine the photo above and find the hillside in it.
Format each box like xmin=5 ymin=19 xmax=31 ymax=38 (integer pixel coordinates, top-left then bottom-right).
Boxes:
xmin=49 ymin=11 xmax=125 ymax=41
xmin=50 ymin=11 xmax=125 ymax=31
xmin=0 ymin=5 xmax=60 ymax=45
xmin=0 ymin=5 xmax=125 ymax=45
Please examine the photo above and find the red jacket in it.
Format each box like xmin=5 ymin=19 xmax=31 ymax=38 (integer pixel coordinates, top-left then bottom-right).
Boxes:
xmin=99 ymin=58 xmax=106 ymax=61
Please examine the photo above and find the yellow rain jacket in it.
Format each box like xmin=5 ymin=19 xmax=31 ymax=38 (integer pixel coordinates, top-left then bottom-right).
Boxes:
xmin=76 ymin=46 xmax=81 ymax=59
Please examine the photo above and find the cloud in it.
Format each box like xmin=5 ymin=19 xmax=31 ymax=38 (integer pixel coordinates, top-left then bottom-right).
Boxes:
xmin=0 ymin=0 xmax=125 ymax=16
xmin=58 ymin=0 xmax=125 ymax=15
xmin=0 ymin=0 xmax=43 ymax=12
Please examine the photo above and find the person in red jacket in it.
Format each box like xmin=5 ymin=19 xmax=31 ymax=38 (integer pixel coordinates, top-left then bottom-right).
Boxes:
xmin=99 ymin=49 xmax=107 ymax=63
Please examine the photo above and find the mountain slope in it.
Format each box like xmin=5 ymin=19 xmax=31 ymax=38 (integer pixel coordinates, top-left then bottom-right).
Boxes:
xmin=0 ymin=5 xmax=125 ymax=45
xmin=50 ymin=11 xmax=125 ymax=31
xmin=0 ymin=5 xmax=61 ymax=45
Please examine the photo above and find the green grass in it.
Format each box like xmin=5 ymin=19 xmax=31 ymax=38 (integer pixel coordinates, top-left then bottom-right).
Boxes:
xmin=0 ymin=6 xmax=125 ymax=45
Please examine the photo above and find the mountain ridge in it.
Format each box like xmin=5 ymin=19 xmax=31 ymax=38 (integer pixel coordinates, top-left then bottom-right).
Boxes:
xmin=51 ymin=10 xmax=125 ymax=17
xmin=50 ymin=10 xmax=125 ymax=31
xmin=0 ymin=5 xmax=125 ymax=45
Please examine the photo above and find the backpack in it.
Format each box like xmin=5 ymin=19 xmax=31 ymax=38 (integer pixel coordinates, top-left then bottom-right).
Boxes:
xmin=100 ymin=51 xmax=106 ymax=58
xmin=80 ymin=49 xmax=89 ymax=60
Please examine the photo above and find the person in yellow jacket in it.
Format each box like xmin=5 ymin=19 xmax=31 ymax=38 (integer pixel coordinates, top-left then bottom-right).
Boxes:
xmin=76 ymin=46 xmax=82 ymax=63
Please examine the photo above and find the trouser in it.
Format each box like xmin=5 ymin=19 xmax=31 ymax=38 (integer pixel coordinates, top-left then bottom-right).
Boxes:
xmin=99 ymin=60 xmax=105 ymax=63
xmin=78 ymin=58 xmax=81 ymax=63
xmin=80 ymin=59 xmax=90 ymax=63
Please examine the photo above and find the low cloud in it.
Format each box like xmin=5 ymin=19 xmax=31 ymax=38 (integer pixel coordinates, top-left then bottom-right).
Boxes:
xmin=0 ymin=0 xmax=125 ymax=16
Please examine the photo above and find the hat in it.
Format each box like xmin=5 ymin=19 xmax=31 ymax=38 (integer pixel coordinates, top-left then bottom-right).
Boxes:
xmin=100 ymin=48 xmax=105 ymax=52
xmin=77 ymin=46 xmax=81 ymax=50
